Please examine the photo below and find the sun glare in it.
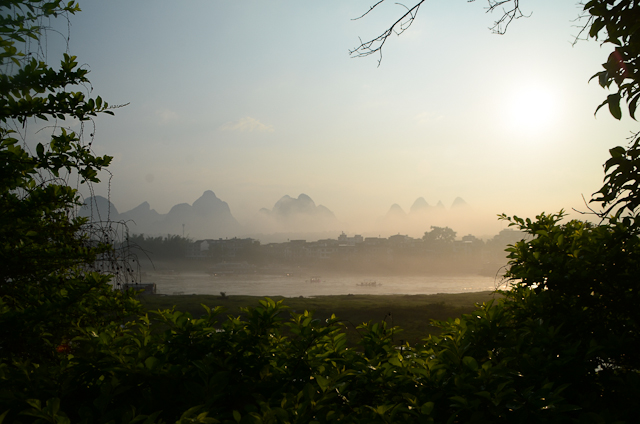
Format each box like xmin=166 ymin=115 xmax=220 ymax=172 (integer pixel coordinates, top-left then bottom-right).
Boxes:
xmin=504 ymin=85 xmax=558 ymax=134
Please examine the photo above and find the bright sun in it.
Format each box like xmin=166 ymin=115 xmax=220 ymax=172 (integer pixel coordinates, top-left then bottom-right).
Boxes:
xmin=504 ymin=85 xmax=558 ymax=134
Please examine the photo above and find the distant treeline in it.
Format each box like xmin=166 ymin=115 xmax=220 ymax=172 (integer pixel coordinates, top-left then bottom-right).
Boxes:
xmin=125 ymin=228 xmax=524 ymax=276
xmin=127 ymin=234 xmax=192 ymax=260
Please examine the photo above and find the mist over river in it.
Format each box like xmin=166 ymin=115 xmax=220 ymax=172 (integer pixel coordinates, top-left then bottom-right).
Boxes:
xmin=142 ymin=272 xmax=506 ymax=297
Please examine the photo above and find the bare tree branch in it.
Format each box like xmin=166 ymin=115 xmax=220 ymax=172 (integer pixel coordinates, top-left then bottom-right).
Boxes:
xmin=350 ymin=0 xmax=529 ymax=65
xmin=349 ymin=1 xmax=426 ymax=66
xmin=570 ymin=3 xmax=594 ymax=47
xmin=352 ymin=0 xmax=387 ymax=21
xmin=485 ymin=0 xmax=528 ymax=34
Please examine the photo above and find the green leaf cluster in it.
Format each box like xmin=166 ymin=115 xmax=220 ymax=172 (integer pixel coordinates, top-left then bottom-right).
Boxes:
xmin=592 ymin=132 xmax=640 ymax=217
xmin=585 ymin=0 xmax=640 ymax=120
xmin=1 ymin=0 xmax=139 ymax=375
xmin=501 ymin=211 xmax=640 ymax=387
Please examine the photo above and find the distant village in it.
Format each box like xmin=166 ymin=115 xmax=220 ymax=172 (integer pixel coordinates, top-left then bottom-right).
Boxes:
xmin=179 ymin=228 xmax=526 ymax=276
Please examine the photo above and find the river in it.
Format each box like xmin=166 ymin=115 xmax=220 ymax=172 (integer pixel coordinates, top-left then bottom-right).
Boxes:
xmin=143 ymin=272 xmax=507 ymax=297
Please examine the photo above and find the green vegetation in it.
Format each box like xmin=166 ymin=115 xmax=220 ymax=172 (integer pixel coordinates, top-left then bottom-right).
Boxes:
xmin=0 ymin=0 xmax=140 ymax=363
xmin=2 ymin=1 xmax=640 ymax=423
xmin=141 ymin=292 xmax=498 ymax=346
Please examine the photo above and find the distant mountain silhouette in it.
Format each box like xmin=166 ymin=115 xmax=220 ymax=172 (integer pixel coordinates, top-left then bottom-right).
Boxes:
xmin=81 ymin=191 xmax=241 ymax=238
xmin=78 ymin=195 xmax=119 ymax=221
xmin=386 ymin=203 xmax=407 ymax=217
xmin=257 ymin=194 xmax=338 ymax=232
xmin=409 ymin=197 xmax=430 ymax=214
xmin=79 ymin=191 xmax=480 ymax=241
xmin=120 ymin=201 xmax=162 ymax=228
xmin=376 ymin=196 xmax=475 ymax=237
xmin=451 ymin=197 xmax=469 ymax=209
xmin=273 ymin=194 xmax=318 ymax=217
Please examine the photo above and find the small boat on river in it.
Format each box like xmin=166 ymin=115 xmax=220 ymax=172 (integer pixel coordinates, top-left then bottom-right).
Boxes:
xmin=357 ymin=280 xmax=380 ymax=287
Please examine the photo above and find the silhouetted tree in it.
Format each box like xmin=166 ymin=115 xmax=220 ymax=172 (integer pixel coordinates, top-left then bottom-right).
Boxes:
xmin=0 ymin=0 xmax=137 ymax=363
xmin=128 ymin=234 xmax=192 ymax=260
xmin=422 ymin=226 xmax=456 ymax=245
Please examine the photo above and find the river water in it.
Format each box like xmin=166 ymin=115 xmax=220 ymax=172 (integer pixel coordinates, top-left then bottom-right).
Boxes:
xmin=145 ymin=272 xmax=507 ymax=297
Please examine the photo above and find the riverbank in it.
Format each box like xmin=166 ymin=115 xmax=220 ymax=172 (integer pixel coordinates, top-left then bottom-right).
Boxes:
xmin=141 ymin=291 xmax=501 ymax=345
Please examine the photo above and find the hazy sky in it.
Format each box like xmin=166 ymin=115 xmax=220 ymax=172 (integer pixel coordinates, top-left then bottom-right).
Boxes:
xmin=61 ymin=1 xmax=636 ymax=236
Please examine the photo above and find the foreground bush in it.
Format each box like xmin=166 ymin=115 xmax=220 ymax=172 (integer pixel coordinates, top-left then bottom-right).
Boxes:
xmin=2 ymin=271 xmax=638 ymax=423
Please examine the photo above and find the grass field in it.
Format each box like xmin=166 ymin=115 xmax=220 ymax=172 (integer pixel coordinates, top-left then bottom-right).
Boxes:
xmin=140 ymin=291 xmax=501 ymax=346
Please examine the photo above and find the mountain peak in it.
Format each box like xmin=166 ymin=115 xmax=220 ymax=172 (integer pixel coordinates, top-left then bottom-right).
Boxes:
xmin=451 ymin=197 xmax=469 ymax=209
xmin=410 ymin=197 xmax=430 ymax=213
xmin=261 ymin=193 xmax=338 ymax=232
xmin=129 ymin=201 xmax=151 ymax=212
xmin=273 ymin=193 xmax=320 ymax=215
xmin=387 ymin=203 xmax=406 ymax=216
xmin=78 ymin=195 xmax=119 ymax=219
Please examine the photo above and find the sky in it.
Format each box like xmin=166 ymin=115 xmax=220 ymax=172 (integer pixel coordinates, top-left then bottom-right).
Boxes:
xmin=49 ymin=0 xmax=638 ymax=238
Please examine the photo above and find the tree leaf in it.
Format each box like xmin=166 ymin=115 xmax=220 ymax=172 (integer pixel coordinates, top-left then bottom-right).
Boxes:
xmin=608 ymin=93 xmax=622 ymax=119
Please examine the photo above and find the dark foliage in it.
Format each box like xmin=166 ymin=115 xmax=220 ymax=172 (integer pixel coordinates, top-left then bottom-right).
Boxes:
xmin=128 ymin=234 xmax=193 ymax=261
xmin=0 ymin=0 xmax=140 ymax=363
xmin=2 ymin=1 xmax=640 ymax=423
